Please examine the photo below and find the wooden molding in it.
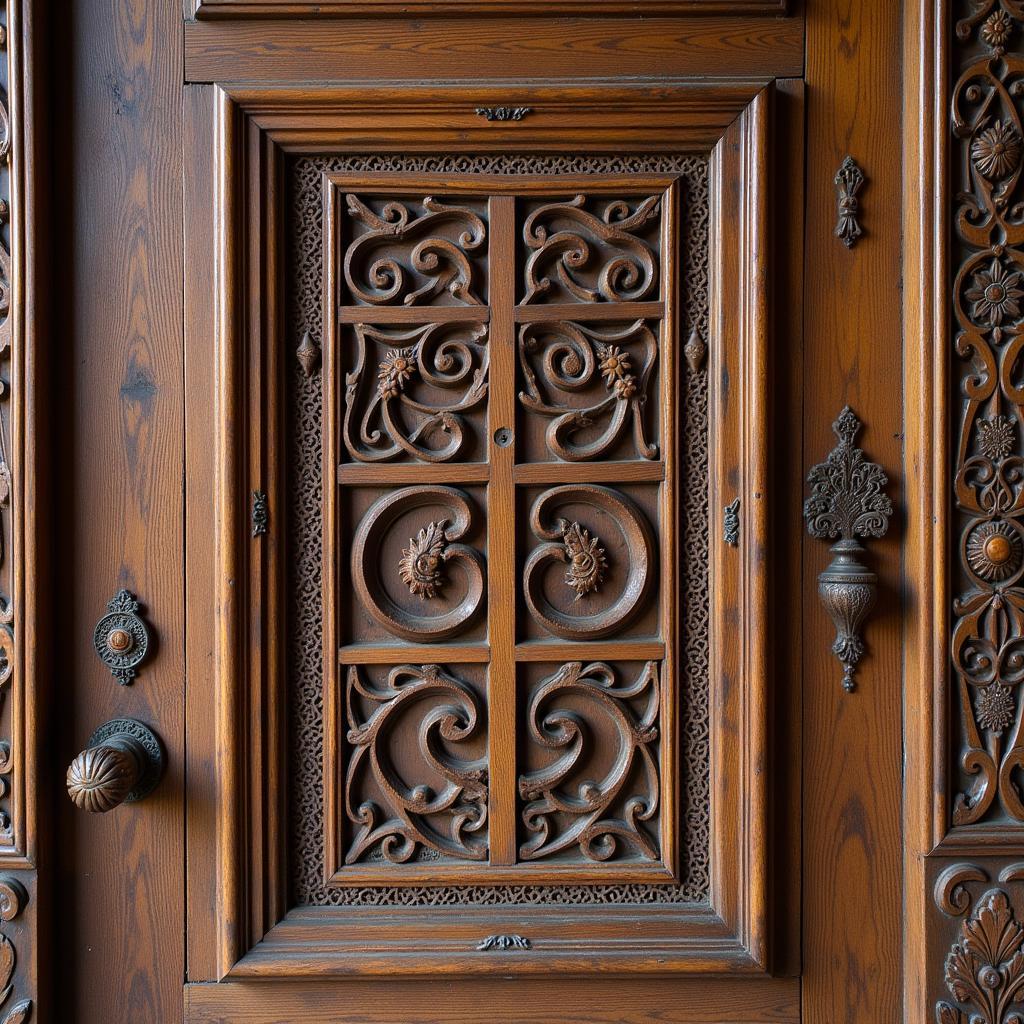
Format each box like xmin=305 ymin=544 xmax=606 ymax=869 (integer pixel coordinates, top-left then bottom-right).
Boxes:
xmin=184 ymin=17 xmax=803 ymax=85
xmin=191 ymin=0 xmax=787 ymax=18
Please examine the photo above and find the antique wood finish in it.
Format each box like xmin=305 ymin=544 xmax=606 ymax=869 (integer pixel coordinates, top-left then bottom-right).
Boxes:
xmin=184 ymin=977 xmax=800 ymax=1023
xmin=799 ymin=1 xmax=904 ymax=1022
xmin=190 ymin=0 xmax=787 ymax=15
xmin=50 ymin=0 xmax=187 ymax=1017
xmin=180 ymin=78 xmax=787 ymax=1000
xmin=183 ymin=18 xmax=803 ymax=84
xmin=0 ymin=0 xmax=48 ymax=1018
xmin=904 ymin=0 xmax=1024 ymax=1020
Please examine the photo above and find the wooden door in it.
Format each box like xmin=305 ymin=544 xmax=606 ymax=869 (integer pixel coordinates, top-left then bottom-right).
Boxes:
xmin=23 ymin=1 xmax=918 ymax=1022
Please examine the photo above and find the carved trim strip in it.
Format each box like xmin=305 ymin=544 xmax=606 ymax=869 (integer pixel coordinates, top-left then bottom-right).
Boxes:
xmin=950 ymin=3 xmax=1024 ymax=825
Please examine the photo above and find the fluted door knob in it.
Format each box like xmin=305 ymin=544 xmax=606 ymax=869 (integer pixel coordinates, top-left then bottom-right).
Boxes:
xmin=66 ymin=718 xmax=164 ymax=813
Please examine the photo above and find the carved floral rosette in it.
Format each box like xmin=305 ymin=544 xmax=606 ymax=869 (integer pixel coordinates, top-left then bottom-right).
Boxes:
xmin=949 ymin=1 xmax=1024 ymax=825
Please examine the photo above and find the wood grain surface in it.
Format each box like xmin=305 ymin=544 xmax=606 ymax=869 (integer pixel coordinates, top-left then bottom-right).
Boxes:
xmin=51 ymin=0 xmax=186 ymax=1018
xmin=801 ymin=0 xmax=903 ymax=1020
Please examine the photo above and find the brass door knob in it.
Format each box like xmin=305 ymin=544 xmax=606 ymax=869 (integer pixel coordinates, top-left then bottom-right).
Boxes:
xmin=66 ymin=718 xmax=164 ymax=813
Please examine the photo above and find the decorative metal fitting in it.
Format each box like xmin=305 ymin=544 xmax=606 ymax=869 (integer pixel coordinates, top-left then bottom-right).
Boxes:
xmin=804 ymin=407 xmax=893 ymax=692
xmin=68 ymin=718 xmax=165 ymax=811
xmin=252 ymin=490 xmax=269 ymax=537
xmin=474 ymin=106 xmax=532 ymax=122
xmin=834 ymin=156 xmax=865 ymax=249
xmin=93 ymin=590 xmax=150 ymax=685
xmin=477 ymin=934 xmax=530 ymax=951
xmin=723 ymin=498 xmax=740 ymax=547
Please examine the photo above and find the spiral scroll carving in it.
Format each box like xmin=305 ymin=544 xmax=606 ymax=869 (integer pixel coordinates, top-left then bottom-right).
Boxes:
xmin=519 ymin=661 xmax=660 ymax=863
xmin=521 ymin=194 xmax=661 ymax=304
xmin=344 ymin=664 xmax=488 ymax=865
xmin=343 ymin=322 xmax=489 ymax=463
xmin=287 ymin=152 xmax=710 ymax=908
xmin=523 ymin=485 xmax=654 ymax=640
xmin=517 ymin=319 xmax=658 ymax=461
xmin=344 ymin=194 xmax=486 ymax=306
xmin=950 ymin=2 xmax=1024 ymax=824
xmin=351 ymin=485 xmax=486 ymax=642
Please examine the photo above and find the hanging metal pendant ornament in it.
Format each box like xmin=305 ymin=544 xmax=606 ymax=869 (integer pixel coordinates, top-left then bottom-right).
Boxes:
xmin=93 ymin=589 xmax=151 ymax=685
xmin=803 ymin=407 xmax=893 ymax=692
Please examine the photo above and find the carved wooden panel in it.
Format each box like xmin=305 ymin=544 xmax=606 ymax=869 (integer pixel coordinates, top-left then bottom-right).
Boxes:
xmin=286 ymin=153 xmax=711 ymax=908
xmin=949 ymin=0 xmax=1024 ymax=828
xmin=321 ymin=175 xmax=678 ymax=886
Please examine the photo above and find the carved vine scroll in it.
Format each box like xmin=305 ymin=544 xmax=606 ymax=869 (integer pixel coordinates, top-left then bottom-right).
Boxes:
xmin=343 ymin=323 xmax=489 ymax=463
xmin=520 ymin=194 xmax=661 ymax=305
xmin=343 ymin=194 xmax=487 ymax=307
xmin=519 ymin=661 xmax=660 ymax=863
xmin=344 ymin=664 xmax=488 ymax=865
xmin=950 ymin=2 xmax=1024 ymax=824
xmin=517 ymin=319 xmax=659 ymax=461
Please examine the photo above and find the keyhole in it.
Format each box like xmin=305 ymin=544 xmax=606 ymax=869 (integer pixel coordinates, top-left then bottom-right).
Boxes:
xmin=494 ymin=427 xmax=514 ymax=448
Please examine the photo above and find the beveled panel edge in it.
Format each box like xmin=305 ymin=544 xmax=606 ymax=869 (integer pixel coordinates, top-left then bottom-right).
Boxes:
xmin=196 ymin=80 xmax=781 ymax=981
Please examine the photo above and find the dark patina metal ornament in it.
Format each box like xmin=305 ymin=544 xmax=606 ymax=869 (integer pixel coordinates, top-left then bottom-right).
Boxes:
xmin=93 ymin=589 xmax=151 ymax=685
xmin=804 ymin=407 xmax=893 ymax=692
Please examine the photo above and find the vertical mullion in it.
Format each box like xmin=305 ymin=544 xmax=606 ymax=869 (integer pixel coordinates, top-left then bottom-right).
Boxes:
xmin=486 ymin=195 xmax=517 ymax=866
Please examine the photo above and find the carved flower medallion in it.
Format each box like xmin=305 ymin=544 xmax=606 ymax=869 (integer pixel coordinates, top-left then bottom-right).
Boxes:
xmin=966 ymin=520 xmax=1023 ymax=581
xmin=597 ymin=344 xmax=639 ymax=402
xmin=965 ymin=258 xmax=1024 ymax=325
xmin=399 ymin=520 xmax=448 ymax=599
xmin=975 ymin=683 xmax=1016 ymax=734
xmin=982 ymin=10 xmax=1015 ymax=52
xmin=378 ymin=346 xmax=418 ymax=400
xmin=971 ymin=120 xmax=1023 ymax=180
xmin=561 ymin=521 xmax=608 ymax=600
xmin=977 ymin=415 xmax=1017 ymax=461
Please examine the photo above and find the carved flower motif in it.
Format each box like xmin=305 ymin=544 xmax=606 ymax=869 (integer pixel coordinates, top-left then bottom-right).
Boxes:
xmin=597 ymin=345 xmax=632 ymax=387
xmin=982 ymin=10 xmax=1014 ymax=51
xmin=965 ymin=259 xmax=1024 ymax=325
xmin=971 ymin=120 xmax=1023 ymax=180
xmin=614 ymin=376 xmax=638 ymax=400
xmin=975 ymin=683 xmax=1016 ymax=734
xmin=378 ymin=347 xmax=417 ymax=400
xmin=562 ymin=521 xmax=608 ymax=601
xmin=398 ymin=520 xmax=448 ymax=599
xmin=966 ymin=520 xmax=1023 ymax=581
xmin=977 ymin=415 xmax=1017 ymax=461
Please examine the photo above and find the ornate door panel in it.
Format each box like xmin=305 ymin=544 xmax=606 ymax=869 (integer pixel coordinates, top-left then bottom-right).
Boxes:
xmin=180 ymin=81 xmax=794 ymax=1019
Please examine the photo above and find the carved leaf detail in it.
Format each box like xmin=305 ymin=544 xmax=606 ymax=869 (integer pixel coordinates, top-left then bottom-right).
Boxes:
xmin=398 ymin=520 xmax=449 ymax=599
xmin=561 ymin=521 xmax=607 ymax=600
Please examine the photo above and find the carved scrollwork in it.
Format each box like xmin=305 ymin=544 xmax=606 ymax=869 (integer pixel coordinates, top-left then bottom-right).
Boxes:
xmin=519 ymin=661 xmax=660 ymax=863
xmin=343 ymin=322 xmax=489 ymax=463
xmin=523 ymin=485 xmax=654 ymax=640
xmin=950 ymin=3 xmax=1024 ymax=824
xmin=343 ymin=194 xmax=486 ymax=307
xmin=933 ymin=880 xmax=1024 ymax=1024
xmin=517 ymin=319 xmax=658 ymax=461
xmin=0 ymin=875 xmax=29 ymax=1024
xmin=521 ymin=194 xmax=661 ymax=305
xmin=344 ymin=664 xmax=488 ymax=865
xmin=351 ymin=485 xmax=485 ymax=642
